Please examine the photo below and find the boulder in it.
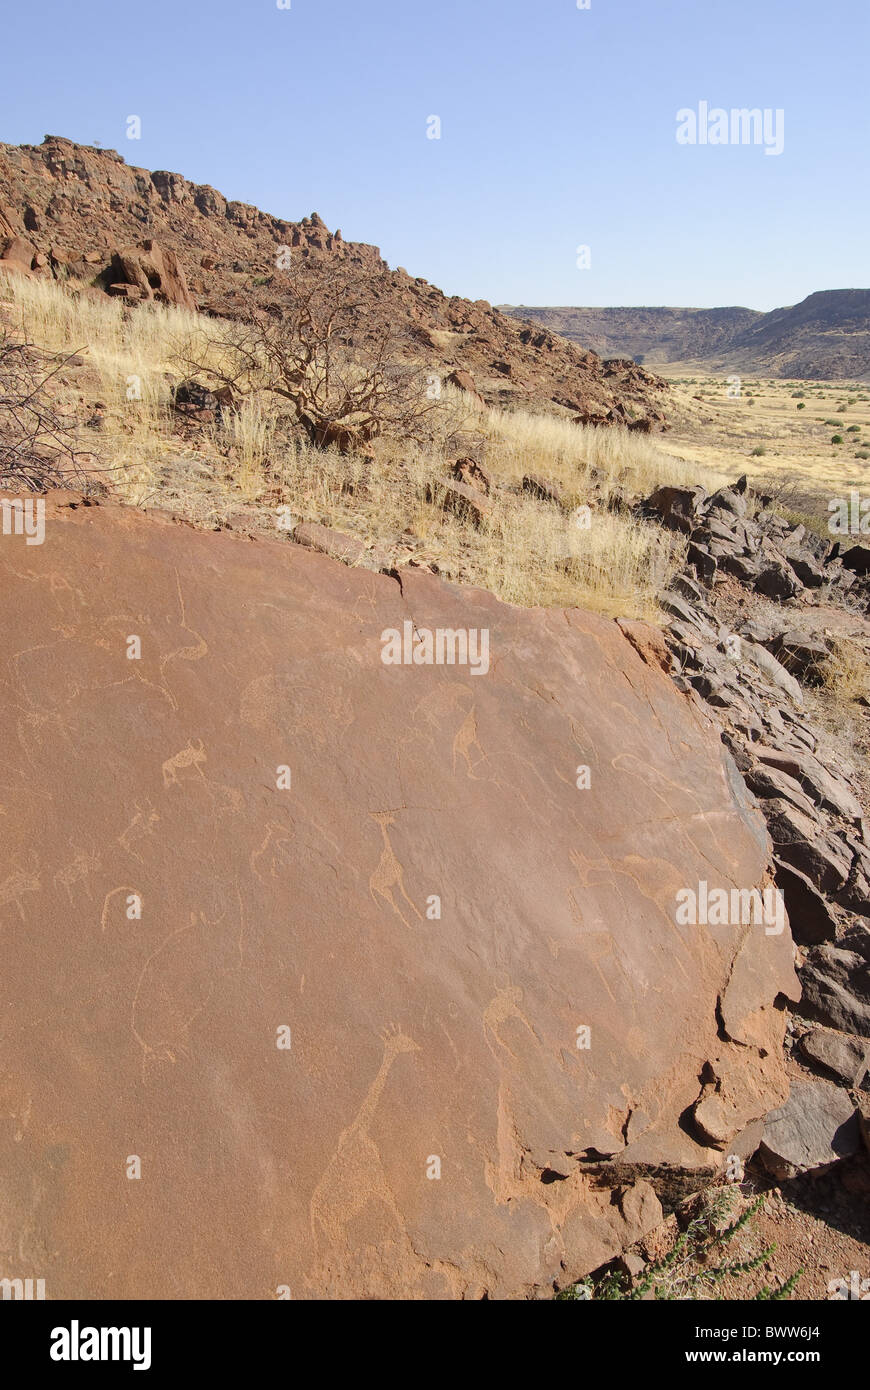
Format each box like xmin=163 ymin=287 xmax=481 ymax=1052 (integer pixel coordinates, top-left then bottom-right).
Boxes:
xmin=106 ymin=282 xmax=144 ymax=301
xmin=291 ymin=520 xmax=387 ymax=572
xmin=754 ymin=747 xmax=862 ymax=825
xmin=748 ymin=767 xmax=818 ymax=820
xmin=742 ymin=642 xmax=803 ymax=705
xmin=768 ymin=632 xmax=830 ymax=685
xmin=645 ymin=485 xmax=706 ymax=534
xmin=0 ymin=234 xmax=36 ymax=276
xmin=687 ymin=541 xmax=717 ymax=582
xmin=446 ymin=369 xmax=485 ymax=407
xmin=659 ymin=593 xmax=717 ymax=642
xmin=797 ymin=946 xmax=870 ymax=1035
xmin=840 ymin=544 xmax=870 ymax=576
xmin=798 ymin=1029 xmax=870 ymax=1088
xmin=522 ymin=474 xmax=565 ymax=507
xmin=787 ymin=552 xmax=827 ymax=588
xmin=1 ymin=234 xmax=35 ymax=266
xmin=764 ymin=799 xmax=851 ymax=894
xmin=754 ymin=562 xmax=802 ymax=601
xmin=0 ymin=497 xmax=797 ymax=1299
xmin=108 ymin=238 xmax=196 ymax=310
xmin=451 ymin=456 xmax=492 ymax=495
xmin=427 ymin=477 xmax=492 ymax=527
xmin=706 ymin=485 xmax=748 ymax=519
xmin=718 ymin=551 xmax=763 ymax=584
xmin=758 ymin=1081 xmax=860 ymax=1179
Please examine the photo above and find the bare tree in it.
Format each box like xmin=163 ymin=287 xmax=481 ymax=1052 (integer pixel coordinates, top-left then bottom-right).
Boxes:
xmin=179 ymin=263 xmax=441 ymax=452
xmin=0 ymin=334 xmax=91 ymax=491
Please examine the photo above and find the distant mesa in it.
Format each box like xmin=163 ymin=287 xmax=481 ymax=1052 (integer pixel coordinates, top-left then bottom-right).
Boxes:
xmin=499 ymin=293 xmax=870 ymax=381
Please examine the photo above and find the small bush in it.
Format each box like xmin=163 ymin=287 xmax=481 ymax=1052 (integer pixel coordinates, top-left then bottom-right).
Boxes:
xmin=0 ymin=334 xmax=90 ymax=490
xmin=557 ymin=1192 xmax=800 ymax=1302
xmin=831 ymin=434 xmax=844 ymax=444
xmin=751 ymin=445 xmax=766 ymax=456
xmin=796 ymin=402 xmax=805 ymax=410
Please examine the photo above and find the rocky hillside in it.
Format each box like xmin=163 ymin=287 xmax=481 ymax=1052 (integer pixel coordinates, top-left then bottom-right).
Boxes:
xmin=0 ymin=135 xmax=667 ymax=422
xmin=501 ymin=292 xmax=870 ymax=381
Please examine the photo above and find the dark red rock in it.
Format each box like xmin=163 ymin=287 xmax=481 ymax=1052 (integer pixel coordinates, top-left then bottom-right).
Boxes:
xmin=0 ymin=498 xmax=796 ymax=1299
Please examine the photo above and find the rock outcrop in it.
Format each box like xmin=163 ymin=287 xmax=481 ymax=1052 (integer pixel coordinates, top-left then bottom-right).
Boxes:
xmin=105 ymin=239 xmax=195 ymax=309
xmin=643 ymin=477 xmax=870 ymax=1182
xmin=0 ymin=493 xmax=796 ymax=1299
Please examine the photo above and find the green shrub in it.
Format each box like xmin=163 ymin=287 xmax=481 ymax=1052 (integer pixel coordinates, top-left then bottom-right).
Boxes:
xmin=831 ymin=434 xmax=844 ymax=444
xmin=751 ymin=444 xmax=766 ymax=456
xmin=557 ymin=1193 xmax=801 ymax=1302
xmin=796 ymin=402 xmax=806 ymax=410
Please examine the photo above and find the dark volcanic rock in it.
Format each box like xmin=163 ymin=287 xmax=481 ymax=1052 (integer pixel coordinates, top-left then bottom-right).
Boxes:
xmin=797 ymin=946 xmax=870 ymax=1035
xmin=773 ymin=860 xmax=837 ymax=945
xmin=798 ymin=1028 xmax=870 ymax=1088
xmin=758 ymin=1080 xmax=860 ymax=1179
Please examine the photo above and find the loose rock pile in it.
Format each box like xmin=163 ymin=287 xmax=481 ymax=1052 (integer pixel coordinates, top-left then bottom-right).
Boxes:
xmin=644 ymin=477 xmax=870 ymax=1184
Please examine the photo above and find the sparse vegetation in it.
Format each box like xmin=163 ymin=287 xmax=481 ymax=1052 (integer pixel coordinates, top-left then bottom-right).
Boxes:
xmin=179 ymin=262 xmax=440 ymax=452
xmin=0 ymin=331 xmax=91 ymax=490
xmin=558 ymin=1191 xmax=802 ymax=1302
xmin=0 ymin=270 xmax=721 ymax=620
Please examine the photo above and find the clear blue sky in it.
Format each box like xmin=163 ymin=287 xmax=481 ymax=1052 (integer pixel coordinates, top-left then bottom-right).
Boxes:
xmin=2 ymin=0 xmax=867 ymax=310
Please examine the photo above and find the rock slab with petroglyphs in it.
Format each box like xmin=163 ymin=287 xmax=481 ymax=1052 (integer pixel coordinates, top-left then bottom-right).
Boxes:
xmin=0 ymin=495 xmax=798 ymax=1298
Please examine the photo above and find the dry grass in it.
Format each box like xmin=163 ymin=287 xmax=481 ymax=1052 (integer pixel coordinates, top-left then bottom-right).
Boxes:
xmin=822 ymin=635 xmax=870 ymax=703
xmin=481 ymin=404 xmax=732 ymax=498
xmin=658 ymin=366 xmax=870 ymax=501
xmin=1 ymin=272 xmax=726 ymax=620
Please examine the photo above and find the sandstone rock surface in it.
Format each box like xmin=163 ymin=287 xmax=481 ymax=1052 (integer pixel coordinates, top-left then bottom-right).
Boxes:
xmin=0 ymin=496 xmax=798 ymax=1298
